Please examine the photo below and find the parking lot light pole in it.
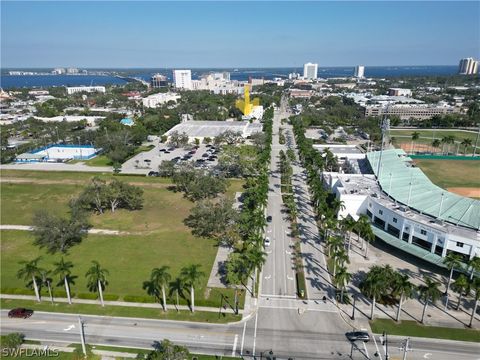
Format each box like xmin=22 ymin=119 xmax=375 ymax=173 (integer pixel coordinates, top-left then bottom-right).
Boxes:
xmin=78 ymin=316 xmax=86 ymax=356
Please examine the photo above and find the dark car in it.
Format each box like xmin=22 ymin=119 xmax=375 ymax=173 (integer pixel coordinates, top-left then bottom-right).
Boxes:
xmin=8 ymin=308 xmax=33 ymax=319
xmin=148 ymin=171 xmax=159 ymax=177
xmin=196 ymin=159 xmax=205 ymax=163
xmin=345 ymin=331 xmax=370 ymax=342
xmin=266 ymin=215 xmax=273 ymax=223
xmin=202 ymin=153 xmax=209 ymax=158
xmin=159 ymin=148 xmax=167 ymax=152
xmin=208 ymin=157 xmax=215 ymax=161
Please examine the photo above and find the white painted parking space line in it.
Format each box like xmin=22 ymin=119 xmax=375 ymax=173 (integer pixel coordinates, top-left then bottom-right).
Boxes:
xmin=232 ymin=334 xmax=238 ymax=356
xmin=240 ymin=322 xmax=246 ymax=356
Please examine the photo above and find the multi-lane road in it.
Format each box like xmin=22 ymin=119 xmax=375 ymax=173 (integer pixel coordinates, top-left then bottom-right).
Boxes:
xmin=2 ymin=99 xmax=479 ymax=359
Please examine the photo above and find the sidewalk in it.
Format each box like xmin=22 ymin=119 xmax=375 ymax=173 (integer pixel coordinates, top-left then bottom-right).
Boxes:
xmin=0 ymin=294 xmax=243 ymax=315
xmin=21 ymin=344 xmax=137 ymax=359
xmin=0 ymin=224 xmax=126 ymax=235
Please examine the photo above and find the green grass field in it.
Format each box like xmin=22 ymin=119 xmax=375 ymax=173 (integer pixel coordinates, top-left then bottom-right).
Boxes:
xmin=370 ymin=319 xmax=480 ymax=342
xmin=0 ymin=170 xmax=245 ymax=308
xmin=414 ymin=159 xmax=480 ymax=189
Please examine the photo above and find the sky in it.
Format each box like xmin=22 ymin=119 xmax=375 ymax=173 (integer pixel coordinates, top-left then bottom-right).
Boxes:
xmin=1 ymin=1 xmax=479 ymax=68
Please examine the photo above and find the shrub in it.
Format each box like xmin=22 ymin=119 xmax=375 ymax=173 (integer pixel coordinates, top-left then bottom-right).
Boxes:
xmin=296 ymin=272 xmax=306 ymax=298
xmin=123 ymin=295 xmax=156 ymax=303
xmin=1 ymin=333 xmax=25 ymax=349
xmin=77 ymin=293 xmax=98 ymax=300
xmin=103 ymin=294 xmax=119 ymax=301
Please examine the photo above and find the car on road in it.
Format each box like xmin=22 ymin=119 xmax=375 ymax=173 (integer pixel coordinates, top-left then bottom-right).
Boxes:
xmin=266 ymin=215 xmax=272 ymax=223
xmin=345 ymin=331 xmax=370 ymax=342
xmin=8 ymin=308 xmax=33 ymax=319
xmin=264 ymin=237 xmax=271 ymax=247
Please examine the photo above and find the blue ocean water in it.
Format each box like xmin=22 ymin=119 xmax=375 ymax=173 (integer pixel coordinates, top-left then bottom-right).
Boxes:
xmin=0 ymin=66 xmax=458 ymax=89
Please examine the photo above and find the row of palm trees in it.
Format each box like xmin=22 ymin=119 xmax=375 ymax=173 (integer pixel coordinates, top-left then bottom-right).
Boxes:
xmin=17 ymin=257 xmax=109 ymax=306
xmin=143 ymin=265 xmax=205 ymax=312
xmin=410 ymin=131 xmax=474 ymax=155
xmin=360 ymin=264 xmax=480 ymax=327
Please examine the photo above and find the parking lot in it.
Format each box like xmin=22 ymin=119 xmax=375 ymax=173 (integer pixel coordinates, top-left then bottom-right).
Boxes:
xmin=121 ymin=140 xmax=221 ymax=175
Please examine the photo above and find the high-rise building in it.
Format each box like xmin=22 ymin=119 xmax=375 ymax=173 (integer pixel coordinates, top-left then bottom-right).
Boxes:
xmin=66 ymin=67 xmax=79 ymax=74
xmin=303 ymin=62 xmax=318 ymax=80
xmin=354 ymin=65 xmax=365 ymax=78
xmin=458 ymin=58 xmax=479 ymax=75
xmin=151 ymin=74 xmax=168 ymax=88
xmin=173 ymin=70 xmax=192 ymax=89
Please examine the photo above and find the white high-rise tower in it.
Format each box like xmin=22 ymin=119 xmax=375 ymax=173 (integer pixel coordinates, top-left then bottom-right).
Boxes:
xmin=303 ymin=62 xmax=318 ymax=80
xmin=354 ymin=65 xmax=365 ymax=78
xmin=458 ymin=58 xmax=479 ymax=75
xmin=173 ymin=70 xmax=192 ymax=89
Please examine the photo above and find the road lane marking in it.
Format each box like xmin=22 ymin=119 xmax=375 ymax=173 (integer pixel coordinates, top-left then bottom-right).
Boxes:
xmin=63 ymin=325 xmax=75 ymax=331
xmin=252 ymin=310 xmax=259 ymax=356
xmin=287 ymin=276 xmax=294 ymax=280
xmin=264 ymin=275 xmax=271 ymax=280
xmin=232 ymin=334 xmax=238 ymax=356
xmin=362 ymin=341 xmax=369 ymax=359
xmin=423 ymin=354 xmax=432 ymax=359
xmin=240 ymin=321 xmax=246 ymax=356
xmin=372 ymin=335 xmax=383 ymax=360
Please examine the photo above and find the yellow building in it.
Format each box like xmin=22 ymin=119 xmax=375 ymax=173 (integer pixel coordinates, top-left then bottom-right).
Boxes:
xmin=235 ymin=85 xmax=260 ymax=115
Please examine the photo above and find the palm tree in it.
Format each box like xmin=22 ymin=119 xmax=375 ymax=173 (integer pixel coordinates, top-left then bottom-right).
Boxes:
xmin=40 ymin=269 xmax=54 ymax=304
xmin=418 ymin=276 xmax=442 ymax=323
xmin=85 ymin=261 xmax=109 ymax=307
xmin=333 ymin=249 xmax=349 ymax=277
xmin=468 ymin=277 xmax=480 ymax=328
xmin=360 ymin=220 xmax=375 ymax=259
xmin=180 ymin=265 xmax=205 ymax=312
xmin=461 ymin=138 xmax=472 ymax=155
xmin=451 ymin=274 xmax=469 ymax=311
xmin=17 ymin=257 xmax=43 ymax=302
xmin=244 ymin=247 xmax=266 ymax=297
xmin=392 ymin=273 xmax=414 ymax=322
xmin=150 ymin=266 xmax=171 ymax=311
xmin=326 ymin=235 xmax=343 ymax=259
xmin=440 ymin=136 xmax=449 ymax=155
xmin=334 ymin=266 xmax=352 ymax=303
xmin=340 ymin=216 xmax=356 ymax=255
xmin=411 ymin=132 xmax=420 ymax=154
xmin=360 ymin=266 xmax=387 ymax=319
xmin=169 ymin=277 xmax=185 ymax=312
xmin=468 ymin=256 xmax=480 ymax=280
xmin=431 ymin=139 xmax=441 ymax=154
xmin=443 ymin=252 xmax=463 ymax=294
xmin=53 ymin=257 xmax=74 ymax=305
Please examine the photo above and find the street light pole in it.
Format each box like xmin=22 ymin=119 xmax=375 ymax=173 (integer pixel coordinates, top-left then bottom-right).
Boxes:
xmin=351 ymin=295 xmax=356 ymax=320
xmin=78 ymin=316 xmax=86 ymax=356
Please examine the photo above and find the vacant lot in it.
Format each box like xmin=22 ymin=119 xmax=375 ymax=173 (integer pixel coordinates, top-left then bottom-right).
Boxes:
xmin=414 ymin=159 xmax=480 ymax=196
xmin=390 ymin=129 xmax=479 ymax=154
xmin=0 ymin=170 xmax=244 ymax=307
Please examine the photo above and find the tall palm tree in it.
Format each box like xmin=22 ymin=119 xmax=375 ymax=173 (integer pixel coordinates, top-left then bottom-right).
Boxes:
xmin=468 ymin=277 xmax=480 ymax=328
xmin=440 ymin=136 xmax=449 ymax=155
xmin=443 ymin=252 xmax=464 ymax=294
xmin=150 ymin=266 xmax=171 ymax=311
xmin=326 ymin=236 xmax=343 ymax=258
xmin=360 ymin=221 xmax=375 ymax=259
xmin=431 ymin=139 xmax=441 ymax=154
xmin=333 ymin=249 xmax=349 ymax=277
xmin=334 ymin=266 xmax=352 ymax=303
xmin=180 ymin=265 xmax=205 ymax=312
xmin=244 ymin=247 xmax=266 ymax=297
xmin=392 ymin=273 xmax=414 ymax=322
xmin=418 ymin=276 xmax=442 ymax=323
xmin=411 ymin=132 xmax=420 ymax=154
xmin=468 ymin=256 xmax=480 ymax=280
xmin=40 ymin=268 xmax=54 ymax=304
xmin=53 ymin=257 xmax=74 ymax=305
xmin=461 ymin=138 xmax=472 ymax=155
xmin=169 ymin=277 xmax=185 ymax=312
xmin=85 ymin=261 xmax=109 ymax=307
xmin=340 ymin=216 xmax=356 ymax=255
xmin=451 ymin=274 xmax=469 ymax=311
xmin=17 ymin=257 xmax=43 ymax=302
xmin=360 ymin=266 xmax=386 ymax=319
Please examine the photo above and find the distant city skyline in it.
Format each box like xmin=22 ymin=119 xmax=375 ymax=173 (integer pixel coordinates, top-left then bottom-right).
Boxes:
xmin=1 ymin=1 xmax=479 ymax=68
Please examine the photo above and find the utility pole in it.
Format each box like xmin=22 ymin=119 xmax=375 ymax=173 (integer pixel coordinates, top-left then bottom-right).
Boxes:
xmin=351 ymin=295 xmax=356 ymax=320
xmin=78 ymin=316 xmax=86 ymax=356
xmin=401 ymin=337 xmax=411 ymax=360
xmin=376 ymin=116 xmax=390 ymax=180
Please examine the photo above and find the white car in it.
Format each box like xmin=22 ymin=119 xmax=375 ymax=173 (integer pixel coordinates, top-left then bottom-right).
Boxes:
xmin=264 ymin=237 xmax=271 ymax=247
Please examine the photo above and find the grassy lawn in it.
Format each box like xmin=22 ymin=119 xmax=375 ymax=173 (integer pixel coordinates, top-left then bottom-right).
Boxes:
xmin=83 ymin=154 xmax=112 ymax=167
xmin=0 ymin=170 xmax=245 ymax=308
xmin=370 ymin=319 xmax=480 ymax=343
xmin=0 ymin=299 xmax=241 ymax=324
xmin=413 ymin=159 xmax=480 ymax=189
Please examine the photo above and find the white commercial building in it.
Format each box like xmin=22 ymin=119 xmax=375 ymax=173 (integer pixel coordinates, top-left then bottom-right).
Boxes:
xmin=354 ymin=65 xmax=365 ymax=78
xmin=364 ymin=103 xmax=459 ymax=120
xmin=66 ymin=86 xmax=106 ymax=95
xmin=34 ymin=115 xmax=104 ymax=126
xmin=323 ymin=149 xmax=480 ymax=266
xmin=458 ymin=57 xmax=479 ymax=75
xmin=388 ymin=88 xmax=412 ymax=97
xmin=303 ymin=62 xmax=318 ymax=80
xmin=142 ymin=92 xmax=181 ymax=108
xmin=173 ymin=70 xmax=193 ymax=90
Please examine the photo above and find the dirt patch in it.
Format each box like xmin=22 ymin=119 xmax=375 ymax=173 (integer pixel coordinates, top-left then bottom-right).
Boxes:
xmin=447 ymin=187 xmax=480 ymax=198
xmin=398 ymin=143 xmax=441 ymax=154
xmin=0 ymin=178 xmax=170 ymax=189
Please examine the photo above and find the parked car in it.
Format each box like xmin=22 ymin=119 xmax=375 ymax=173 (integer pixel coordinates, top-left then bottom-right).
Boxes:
xmin=8 ymin=308 xmax=33 ymax=319
xmin=148 ymin=171 xmax=159 ymax=177
xmin=266 ymin=215 xmax=272 ymax=223
xmin=264 ymin=237 xmax=271 ymax=247
xmin=159 ymin=148 xmax=167 ymax=152
xmin=202 ymin=153 xmax=209 ymax=158
xmin=345 ymin=331 xmax=370 ymax=342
